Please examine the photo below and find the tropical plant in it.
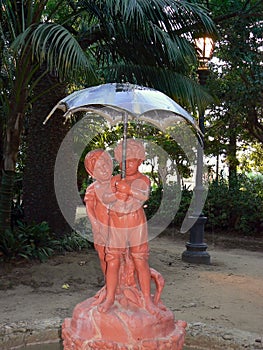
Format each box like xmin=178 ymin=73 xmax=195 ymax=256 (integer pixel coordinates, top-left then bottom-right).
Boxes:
xmin=0 ymin=228 xmax=28 ymax=260
xmin=239 ymin=143 xmax=263 ymax=174
xmin=15 ymin=221 xmax=60 ymax=261
xmin=83 ymin=0 xmax=217 ymax=110
xmin=21 ymin=0 xmax=217 ymax=234
xmin=0 ymin=0 xmax=97 ymax=235
xmin=58 ymin=232 xmax=91 ymax=252
xmin=0 ymin=221 xmax=91 ymax=261
xmin=0 ymin=221 xmax=58 ymax=261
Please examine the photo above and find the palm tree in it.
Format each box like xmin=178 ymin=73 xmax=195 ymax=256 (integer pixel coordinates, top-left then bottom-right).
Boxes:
xmin=1 ymin=0 xmax=216 ymax=235
xmin=0 ymin=0 xmax=97 ymax=234
xmin=23 ymin=0 xmax=217 ymax=234
xmin=77 ymin=0 xmax=216 ymax=109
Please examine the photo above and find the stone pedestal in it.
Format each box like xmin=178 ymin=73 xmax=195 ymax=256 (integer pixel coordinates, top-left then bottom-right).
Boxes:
xmin=62 ymin=288 xmax=187 ymax=350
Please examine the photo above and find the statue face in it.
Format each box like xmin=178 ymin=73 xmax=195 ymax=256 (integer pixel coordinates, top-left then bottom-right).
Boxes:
xmin=93 ymin=155 xmax=112 ymax=182
xmin=121 ymin=158 xmax=142 ymax=176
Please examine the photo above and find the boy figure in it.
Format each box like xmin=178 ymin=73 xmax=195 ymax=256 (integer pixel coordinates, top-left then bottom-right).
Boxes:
xmin=99 ymin=139 xmax=157 ymax=314
xmin=84 ymin=149 xmax=113 ymax=276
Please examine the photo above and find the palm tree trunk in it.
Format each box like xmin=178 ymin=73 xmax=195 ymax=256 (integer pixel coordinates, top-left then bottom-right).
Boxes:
xmin=23 ymin=72 xmax=73 ymax=235
xmin=0 ymin=116 xmax=23 ymax=234
xmin=0 ymin=72 xmax=28 ymax=235
xmin=0 ymin=171 xmax=15 ymax=232
xmin=0 ymin=119 xmax=4 ymax=185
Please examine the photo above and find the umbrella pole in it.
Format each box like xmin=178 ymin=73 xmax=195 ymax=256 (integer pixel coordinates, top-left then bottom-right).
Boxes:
xmin=121 ymin=112 xmax=128 ymax=179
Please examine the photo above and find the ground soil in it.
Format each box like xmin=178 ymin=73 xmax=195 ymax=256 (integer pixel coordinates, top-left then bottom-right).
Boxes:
xmin=0 ymin=231 xmax=262 ymax=347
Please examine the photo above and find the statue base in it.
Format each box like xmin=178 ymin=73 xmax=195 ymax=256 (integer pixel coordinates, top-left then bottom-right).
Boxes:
xmin=62 ymin=291 xmax=187 ymax=350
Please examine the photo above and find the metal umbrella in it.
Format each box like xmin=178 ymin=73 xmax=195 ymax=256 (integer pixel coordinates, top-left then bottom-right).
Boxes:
xmin=46 ymin=82 xmax=205 ymax=238
xmin=44 ymin=82 xmax=201 ymax=178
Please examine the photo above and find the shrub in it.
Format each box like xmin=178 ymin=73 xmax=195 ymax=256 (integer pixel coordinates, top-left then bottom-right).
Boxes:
xmin=144 ymin=185 xmax=162 ymax=220
xmin=0 ymin=222 xmax=90 ymax=262
xmin=0 ymin=221 xmax=60 ymax=261
xmin=204 ymin=174 xmax=263 ymax=236
xmin=145 ymin=174 xmax=263 ymax=236
xmin=58 ymin=232 xmax=91 ymax=252
xmin=204 ymin=178 xmax=231 ymax=230
xmin=0 ymin=228 xmax=29 ymax=260
xmin=145 ymin=184 xmax=192 ymax=228
xmin=172 ymin=186 xmax=193 ymax=227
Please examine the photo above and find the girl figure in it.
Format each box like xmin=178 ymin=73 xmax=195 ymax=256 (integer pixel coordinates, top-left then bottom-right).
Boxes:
xmin=84 ymin=149 xmax=113 ymax=275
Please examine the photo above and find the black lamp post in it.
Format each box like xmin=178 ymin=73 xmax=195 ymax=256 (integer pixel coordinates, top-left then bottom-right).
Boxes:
xmin=182 ymin=36 xmax=214 ymax=264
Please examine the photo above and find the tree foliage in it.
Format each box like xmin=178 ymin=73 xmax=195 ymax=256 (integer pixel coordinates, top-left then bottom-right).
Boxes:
xmin=196 ymin=0 xmax=263 ymax=183
xmin=205 ymin=0 xmax=263 ymax=141
xmin=0 ymin=0 xmax=217 ymax=235
xmin=67 ymin=0 xmax=217 ymax=111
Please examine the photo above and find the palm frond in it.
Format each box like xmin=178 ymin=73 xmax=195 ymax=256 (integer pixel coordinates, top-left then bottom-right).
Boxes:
xmin=104 ymin=63 xmax=214 ymax=113
xmin=111 ymin=0 xmax=216 ymax=37
xmin=12 ymin=23 xmax=98 ymax=83
xmin=150 ymin=24 xmax=197 ymax=63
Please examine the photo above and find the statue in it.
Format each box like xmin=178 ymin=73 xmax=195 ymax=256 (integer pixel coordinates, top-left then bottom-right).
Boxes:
xmin=83 ymin=149 xmax=113 ymax=276
xmin=62 ymin=139 xmax=187 ymax=350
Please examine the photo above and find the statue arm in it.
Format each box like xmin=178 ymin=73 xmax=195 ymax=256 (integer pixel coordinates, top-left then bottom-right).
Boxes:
xmin=117 ymin=176 xmax=150 ymax=202
xmin=101 ymin=177 xmax=118 ymax=204
xmin=84 ymin=186 xmax=100 ymax=232
xmin=130 ymin=178 xmax=150 ymax=202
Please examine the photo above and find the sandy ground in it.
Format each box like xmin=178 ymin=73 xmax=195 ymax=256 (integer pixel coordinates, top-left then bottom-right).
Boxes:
xmin=0 ymin=233 xmax=263 ymax=348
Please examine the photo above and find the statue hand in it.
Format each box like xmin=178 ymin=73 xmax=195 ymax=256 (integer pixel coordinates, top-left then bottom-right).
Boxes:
xmin=115 ymin=191 xmax=129 ymax=201
xmin=116 ymin=179 xmax=131 ymax=195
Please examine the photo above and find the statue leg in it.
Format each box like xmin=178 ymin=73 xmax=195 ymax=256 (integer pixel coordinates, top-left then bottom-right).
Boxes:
xmin=94 ymin=243 xmax=106 ymax=276
xmin=130 ymin=244 xmax=159 ymax=314
xmin=97 ymin=250 xmax=121 ymax=313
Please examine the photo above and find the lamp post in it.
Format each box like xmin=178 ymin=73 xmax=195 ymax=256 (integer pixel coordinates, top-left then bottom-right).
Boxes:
xmin=182 ymin=36 xmax=214 ymax=264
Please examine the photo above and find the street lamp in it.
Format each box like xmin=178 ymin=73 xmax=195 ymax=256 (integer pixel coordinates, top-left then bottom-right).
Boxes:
xmin=182 ymin=36 xmax=214 ymax=264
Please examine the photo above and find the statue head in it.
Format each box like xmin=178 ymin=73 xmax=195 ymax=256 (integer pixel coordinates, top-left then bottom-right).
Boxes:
xmin=114 ymin=139 xmax=146 ymax=163
xmin=84 ymin=149 xmax=112 ymax=182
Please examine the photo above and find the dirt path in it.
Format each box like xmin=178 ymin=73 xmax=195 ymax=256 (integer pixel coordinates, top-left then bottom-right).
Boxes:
xmin=0 ymin=234 xmax=262 ymax=348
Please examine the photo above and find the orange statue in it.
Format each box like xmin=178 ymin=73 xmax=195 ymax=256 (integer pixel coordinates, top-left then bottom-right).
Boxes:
xmin=98 ymin=139 xmax=157 ymax=314
xmin=62 ymin=139 xmax=187 ymax=350
xmin=83 ymin=149 xmax=113 ymax=275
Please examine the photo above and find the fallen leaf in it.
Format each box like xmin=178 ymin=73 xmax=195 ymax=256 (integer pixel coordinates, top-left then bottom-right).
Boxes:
xmin=62 ymin=283 xmax=70 ymax=290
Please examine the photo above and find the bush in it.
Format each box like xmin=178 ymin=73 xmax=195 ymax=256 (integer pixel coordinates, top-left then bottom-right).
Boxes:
xmin=204 ymin=178 xmax=231 ymax=230
xmin=204 ymin=174 xmax=263 ymax=236
xmin=0 ymin=221 xmax=59 ymax=261
xmin=58 ymin=232 xmax=91 ymax=252
xmin=0 ymin=222 xmax=90 ymax=262
xmin=0 ymin=228 xmax=29 ymax=260
xmin=144 ymin=185 xmax=162 ymax=220
xmin=145 ymin=184 xmax=192 ymax=228
xmin=172 ymin=186 xmax=193 ymax=227
xmin=145 ymin=174 xmax=263 ymax=236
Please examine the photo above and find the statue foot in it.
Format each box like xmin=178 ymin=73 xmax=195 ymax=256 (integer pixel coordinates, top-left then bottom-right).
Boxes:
xmin=97 ymin=297 xmax=114 ymax=313
xmin=145 ymin=298 xmax=161 ymax=315
xmin=90 ymin=286 xmax=106 ymax=307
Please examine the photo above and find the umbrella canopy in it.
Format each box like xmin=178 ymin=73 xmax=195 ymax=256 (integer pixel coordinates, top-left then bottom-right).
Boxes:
xmin=48 ymin=83 xmax=204 ymax=236
xmin=44 ymin=83 xmax=200 ymax=134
